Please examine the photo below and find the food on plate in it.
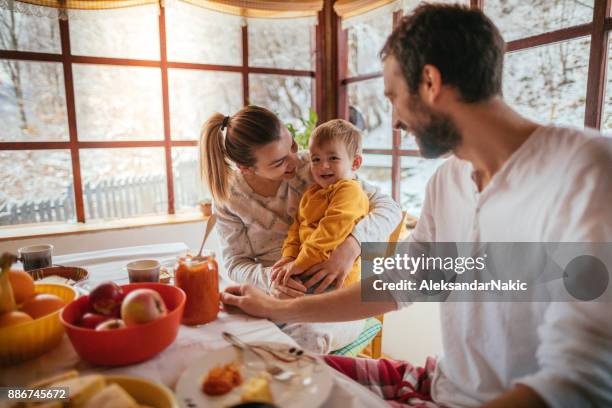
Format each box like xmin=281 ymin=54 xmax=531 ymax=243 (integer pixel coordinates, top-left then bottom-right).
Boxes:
xmin=20 ymin=293 xmax=66 ymax=319
xmin=79 ymin=312 xmax=112 ymax=329
xmin=0 ymin=310 xmax=33 ymax=328
xmin=27 ymin=371 xmax=156 ymax=408
xmin=81 ymin=383 xmax=139 ymax=408
xmin=240 ymin=374 xmax=274 ymax=404
xmin=8 ymin=269 xmax=35 ymax=304
xmin=95 ymin=319 xmax=126 ymax=331
xmin=121 ymin=289 xmax=167 ymax=326
xmin=28 ymin=401 xmax=63 ymax=408
xmin=51 ymin=374 xmax=107 ymax=407
xmin=29 ymin=370 xmax=79 ymax=388
xmin=202 ymin=362 xmax=243 ymax=396
xmin=89 ymin=281 xmax=124 ymax=316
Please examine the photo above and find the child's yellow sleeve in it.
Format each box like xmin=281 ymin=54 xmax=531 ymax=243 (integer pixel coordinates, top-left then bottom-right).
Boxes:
xmin=282 ymin=215 xmax=302 ymax=259
xmin=294 ymin=180 xmax=369 ymax=271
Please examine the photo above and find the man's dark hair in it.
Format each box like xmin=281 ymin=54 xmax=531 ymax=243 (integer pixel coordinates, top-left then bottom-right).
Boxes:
xmin=380 ymin=3 xmax=505 ymax=103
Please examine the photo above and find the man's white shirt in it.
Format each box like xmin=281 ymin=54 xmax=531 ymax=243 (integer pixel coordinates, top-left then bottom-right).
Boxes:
xmin=399 ymin=125 xmax=612 ymax=407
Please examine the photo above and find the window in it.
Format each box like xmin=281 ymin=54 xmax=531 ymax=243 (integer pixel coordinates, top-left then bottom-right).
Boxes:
xmin=358 ymin=154 xmax=392 ymax=198
xmin=347 ymin=77 xmax=391 ymax=149
xmin=249 ymin=74 xmax=312 ymax=126
xmin=400 ymin=157 xmax=445 ymax=216
xmin=0 ymin=60 xmax=68 ymax=141
xmin=484 ymin=0 xmax=593 ymax=42
xmin=0 ymin=4 xmax=316 ymax=227
xmin=168 ymin=69 xmax=242 ymax=140
xmin=73 ymin=64 xmax=164 ymax=141
xmin=0 ymin=150 xmax=75 ymax=226
xmin=248 ymin=19 xmax=314 ymax=70
xmin=69 ymin=9 xmax=160 ymax=59
xmin=504 ymin=37 xmax=591 ymax=127
xmin=347 ymin=8 xmax=392 ymax=77
xmin=337 ymin=1 xmax=610 ymax=216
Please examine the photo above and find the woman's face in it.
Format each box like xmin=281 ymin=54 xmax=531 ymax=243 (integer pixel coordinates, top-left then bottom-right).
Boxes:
xmin=249 ymin=126 xmax=300 ymax=181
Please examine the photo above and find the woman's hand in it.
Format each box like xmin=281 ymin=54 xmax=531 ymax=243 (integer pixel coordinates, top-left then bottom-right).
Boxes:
xmin=303 ymin=235 xmax=360 ymax=293
xmin=269 ymin=277 xmax=307 ymax=299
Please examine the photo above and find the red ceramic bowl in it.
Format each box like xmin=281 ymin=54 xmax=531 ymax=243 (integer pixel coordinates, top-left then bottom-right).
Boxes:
xmin=61 ymin=283 xmax=185 ymax=366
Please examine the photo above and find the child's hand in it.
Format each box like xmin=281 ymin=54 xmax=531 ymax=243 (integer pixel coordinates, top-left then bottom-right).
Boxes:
xmin=276 ymin=262 xmax=304 ymax=287
xmin=271 ymin=256 xmax=295 ymax=282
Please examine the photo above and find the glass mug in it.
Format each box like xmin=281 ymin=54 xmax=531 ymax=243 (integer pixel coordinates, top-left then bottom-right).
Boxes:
xmin=174 ymin=251 xmax=219 ymax=325
xmin=18 ymin=244 xmax=53 ymax=271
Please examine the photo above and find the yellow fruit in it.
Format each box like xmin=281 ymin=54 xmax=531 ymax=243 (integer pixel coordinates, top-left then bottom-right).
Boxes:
xmin=0 ymin=310 xmax=33 ymax=328
xmin=21 ymin=294 xmax=65 ymax=320
xmin=8 ymin=270 xmax=35 ymax=305
xmin=0 ymin=253 xmax=17 ymax=313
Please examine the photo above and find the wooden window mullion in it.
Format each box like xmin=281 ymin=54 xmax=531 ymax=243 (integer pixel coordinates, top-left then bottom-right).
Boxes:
xmin=59 ymin=18 xmax=85 ymax=223
xmin=159 ymin=5 xmax=175 ymax=214
xmin=584 ymin=0 xmax=611 ymax=129
xmin=242 ymin=25 xmax=249 ymax=106
xmin=391 ymin=10 xmax=403 ymax=204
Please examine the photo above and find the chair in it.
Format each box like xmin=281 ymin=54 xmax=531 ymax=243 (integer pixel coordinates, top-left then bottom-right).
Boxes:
xmin=333 ymin=211 xmax=409 ymax=359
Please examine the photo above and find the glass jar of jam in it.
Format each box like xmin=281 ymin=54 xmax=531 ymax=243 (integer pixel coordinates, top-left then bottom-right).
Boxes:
xmin=174 ymin=251 xmax=219 ymax=325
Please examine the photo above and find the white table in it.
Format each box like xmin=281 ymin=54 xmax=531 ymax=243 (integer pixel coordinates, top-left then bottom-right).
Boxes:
xmin=1 ymin=243 xmax=386 ymax=408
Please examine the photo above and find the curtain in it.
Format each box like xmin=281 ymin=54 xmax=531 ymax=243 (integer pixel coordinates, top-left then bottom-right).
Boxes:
xmin=333 ymin=0 xmax=397 ymax=19
xmin=0 ymin=0 xmax=322 ymax=17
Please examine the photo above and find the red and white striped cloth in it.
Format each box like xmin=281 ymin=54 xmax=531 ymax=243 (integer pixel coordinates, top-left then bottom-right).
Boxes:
xmin=324 ymin=355 xmax=442 ymax=407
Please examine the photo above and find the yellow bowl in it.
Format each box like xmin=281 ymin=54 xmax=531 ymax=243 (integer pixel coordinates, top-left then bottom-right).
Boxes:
xmin=106 ymin=375 xmax=179 ymax=408
xmin=0 ymin=283 xmax=78 ymax=366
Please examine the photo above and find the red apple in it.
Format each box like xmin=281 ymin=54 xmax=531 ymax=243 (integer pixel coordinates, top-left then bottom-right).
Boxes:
xmin=80 ymin=312 xmax=112 ymax=329
xmin=89 ymin=281 xmax=124 ymax=316
xmin=121 ymin=289 xmax=167 ymax=326
xmin=95 ymin=319 xmax=126 ymax=331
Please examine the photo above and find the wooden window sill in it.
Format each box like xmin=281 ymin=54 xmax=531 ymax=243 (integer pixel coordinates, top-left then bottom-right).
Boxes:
xmin=0 ymin=212 xmax=209 ymax=242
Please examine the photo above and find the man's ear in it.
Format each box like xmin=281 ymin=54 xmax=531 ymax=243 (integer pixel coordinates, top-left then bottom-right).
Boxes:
xmin=237 ymin=165 xmax=253 ymax=175
xmin=420 ymin=64 xmax=442 ymax=105
xmin=352 ymin=154 xmax=363 ymax=171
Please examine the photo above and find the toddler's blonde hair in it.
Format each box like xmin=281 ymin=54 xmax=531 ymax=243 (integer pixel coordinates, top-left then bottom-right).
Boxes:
xmin=309 ymin=119 xmax=362 ymax=157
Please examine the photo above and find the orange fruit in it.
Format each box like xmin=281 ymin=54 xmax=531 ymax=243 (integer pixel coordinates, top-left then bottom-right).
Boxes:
xmin=20 ymin=294 xmax=65 ymax=320
xmin=8 ymin=270 xmax=35 ymax=304
xmin=0 ymin=311 xmax=33 ymax=328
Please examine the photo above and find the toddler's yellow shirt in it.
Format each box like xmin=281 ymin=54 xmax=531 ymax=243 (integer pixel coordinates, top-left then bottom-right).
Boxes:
xmin=282 ymin=179 xmax=369 ymax=287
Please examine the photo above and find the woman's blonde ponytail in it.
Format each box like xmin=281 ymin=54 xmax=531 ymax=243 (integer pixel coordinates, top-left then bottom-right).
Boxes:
xmin=200 ymin=113 xmax=232 ymax=205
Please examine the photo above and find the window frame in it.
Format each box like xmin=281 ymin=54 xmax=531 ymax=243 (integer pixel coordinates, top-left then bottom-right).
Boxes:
xmin=337 ymin=0 xmax=611 ymax=206
xmin=0 ymin=6 xmax=317 ymax=225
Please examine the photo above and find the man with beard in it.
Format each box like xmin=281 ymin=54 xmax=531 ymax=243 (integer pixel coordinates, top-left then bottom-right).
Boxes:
xmin=221 ymin=3 xmax=612 ymax=407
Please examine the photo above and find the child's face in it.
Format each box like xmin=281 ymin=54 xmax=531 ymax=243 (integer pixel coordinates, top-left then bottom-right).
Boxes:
xmin=310 ymin=140 xmax=361 ymax=188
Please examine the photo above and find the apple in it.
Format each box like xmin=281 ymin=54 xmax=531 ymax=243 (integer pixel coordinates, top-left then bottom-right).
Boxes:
xmin=95 ymin=319 xmax=126 ymax=331
xmin=80 ymin=312 xmax=112 ymax=329
xmin=89 ymin=282 xmax=124 ymax=316
xmin=121 ymin=289 xmax=167 ymax=326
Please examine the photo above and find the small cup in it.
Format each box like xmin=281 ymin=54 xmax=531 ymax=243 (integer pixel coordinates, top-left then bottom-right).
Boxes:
xmin=18 ymin=244 xmax=53 ymax=271
xmin=127 ymin=259 xmax=161 ymax=283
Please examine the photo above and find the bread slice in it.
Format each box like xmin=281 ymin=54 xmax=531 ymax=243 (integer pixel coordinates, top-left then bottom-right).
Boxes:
xmin=51 ymin=374 xmax=106 ymax=407
xmin=28 ymin=370 xmax=79 ymax=389
xmin=26 ymin=402 xmax=62 ymax=408
xmin=81 ymin=384 xmax=139 ymax=408
xmin=240 ymin=375 xmax=273 ymax=404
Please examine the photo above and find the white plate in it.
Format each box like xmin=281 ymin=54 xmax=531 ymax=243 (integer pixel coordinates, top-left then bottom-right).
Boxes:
xmin=175 ymin=342 xmax=334 ymax=408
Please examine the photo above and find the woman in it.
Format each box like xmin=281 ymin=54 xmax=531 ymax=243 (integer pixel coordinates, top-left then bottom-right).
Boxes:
xmin=201 ymin=105 xmax=401 ymax=353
